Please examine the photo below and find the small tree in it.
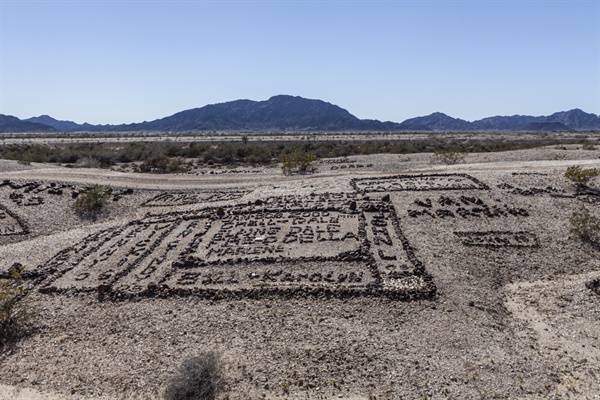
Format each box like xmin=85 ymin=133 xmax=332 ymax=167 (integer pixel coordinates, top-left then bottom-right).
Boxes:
xmin=74 ymin=185 xmax=111 ymax=214
xmin=1 ymin=264 xmax=33 ymax=350
xmin=281 ymin=147 xmax=318 ymax=175
xmin=564 ymin=165 xmax=598 ymax=186
xmin=164 ymin=351 xmax=224 ymax=400
xmin=570 ymin=204 xmax=600 ymax=245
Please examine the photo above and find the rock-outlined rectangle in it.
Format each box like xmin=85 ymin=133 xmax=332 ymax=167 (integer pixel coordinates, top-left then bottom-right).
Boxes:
xmin=37 ymin=193 xmax=436 ymax=301
xmin=351 ymin=173 xmax=489 ymax=193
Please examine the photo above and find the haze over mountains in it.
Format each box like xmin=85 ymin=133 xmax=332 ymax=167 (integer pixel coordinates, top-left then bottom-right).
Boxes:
xmin=2 ymin=95 xmax=599 ymax=133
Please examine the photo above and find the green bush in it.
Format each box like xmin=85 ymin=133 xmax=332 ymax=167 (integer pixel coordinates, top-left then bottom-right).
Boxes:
xmin=564 ymin=165 xmax=598 ymax=186
xmin=281 ymin=147 xmax=318 ymax=175
xmin=74 ymin=185 xmax=111 ymax=214
xmin=570 ymin=205 xmax=600 ymax=245
xmin=164 ymin=351 xmax=224 ymax=400
xmin=1 ymin=264 xmax=33 ymax=351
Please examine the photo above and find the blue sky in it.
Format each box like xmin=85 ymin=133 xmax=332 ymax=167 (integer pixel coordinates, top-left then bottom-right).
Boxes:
xmin=1 ymin=0 xmax=598 ymax=125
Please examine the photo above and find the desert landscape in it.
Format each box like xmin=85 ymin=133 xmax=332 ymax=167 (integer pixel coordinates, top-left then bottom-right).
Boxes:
xmin=3 ymin=0 xmax=598 ymax=397
xmin=0 ymin=136 xmax=599 ymax=400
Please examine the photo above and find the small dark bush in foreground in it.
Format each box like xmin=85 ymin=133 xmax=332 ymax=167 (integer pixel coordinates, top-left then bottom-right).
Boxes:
xmin=164 ymin=351 xmax=224 ymax=400
xmin=0 ymin=263 xmax=34 ymax=351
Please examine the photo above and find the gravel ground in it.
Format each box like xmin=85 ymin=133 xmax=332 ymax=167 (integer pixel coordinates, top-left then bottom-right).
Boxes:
xmin=0 ymin=148 xmax=599 ymax=400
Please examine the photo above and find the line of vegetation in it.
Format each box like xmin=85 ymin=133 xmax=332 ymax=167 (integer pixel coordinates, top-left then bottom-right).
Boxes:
xmin=0 ymin=137 xmax=594 ymax=172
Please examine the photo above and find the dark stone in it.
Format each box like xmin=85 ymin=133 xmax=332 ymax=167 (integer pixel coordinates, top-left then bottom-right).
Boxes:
xmin=586 ymin=277 xmax=600 ymax=295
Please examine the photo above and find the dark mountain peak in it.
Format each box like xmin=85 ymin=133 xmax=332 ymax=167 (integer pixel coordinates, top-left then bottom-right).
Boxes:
xmin=543 ymin=109 xmax=599 ymax=130
xmin=26 ymin=115 xmax=96 ymax=132
xmin=110 ymin=95 xmax=402 ymax=132
xmin=401 ymin=112 xmax=474 ymax=131
xmin=472 ymin=114 xmax=541 ymax=130
xmin=268 ymin=94 xmax=305 ymax=102
xmin=1 ymin=114 xmax=57 ymax=133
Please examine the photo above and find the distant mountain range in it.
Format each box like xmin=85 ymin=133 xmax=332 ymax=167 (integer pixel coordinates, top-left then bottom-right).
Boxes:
xmin=2 ymin=95 xmax=599 ymax=133
xmin=0 ymin=114 xmax=57 ymax=133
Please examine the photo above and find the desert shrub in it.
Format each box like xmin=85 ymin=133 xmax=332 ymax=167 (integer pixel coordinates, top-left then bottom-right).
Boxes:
xmin=581 ymin=140 xmax=596 ymax=150
xmin=281 ymin=147 xmax=318 ymax=175
xmin=430 ymin=148 xmax=467 ymax=165
xmin=247 ymin=146 xmax=273 ymax=165
xmin=74 ymin=184 xmax=111 ymax=214
xmin=570 ymin=205 xmax=600 ymax=245
xmin=139 ymin=155 xmax=190 ymax=173
xmin=164 ymin=351 xmax=224 ymax=400
xmin=0 ymin=264 xmax=33 ymax=350
xmin=564 ymin=165 xmax=598 ymax=186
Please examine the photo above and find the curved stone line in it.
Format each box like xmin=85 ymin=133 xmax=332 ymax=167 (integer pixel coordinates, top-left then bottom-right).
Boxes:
xmin=0 ymin=204 xmax=29 ymax=236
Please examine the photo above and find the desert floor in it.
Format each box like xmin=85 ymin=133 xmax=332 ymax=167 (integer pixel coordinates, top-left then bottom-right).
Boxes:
xmin=1 ymin=145 xmax=599 ymax=400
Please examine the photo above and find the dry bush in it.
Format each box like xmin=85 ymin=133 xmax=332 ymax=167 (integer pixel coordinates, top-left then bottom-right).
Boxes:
xmin=430 ymin=148 xmax=466 ymax=165
xmin=581 ymin=140 xmax=596 ymax=150
xmin=74 ymin=184 xmax=111 ymax=214
xmin=0 ymin=264 xmax=33 ymax=351
xmin=570 ymin=205 xmax=600 ymax=245
xmin=564 ymin=165 xmax=598 ymax=186
xmin=164 ymin=351 xmax=224 ymax=400
xmin=281 ymin=147 xmax=318 ymax=175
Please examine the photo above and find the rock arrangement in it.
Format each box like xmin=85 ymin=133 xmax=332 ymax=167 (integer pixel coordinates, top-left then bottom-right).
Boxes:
xmin=187 ymin=169 xmax=263 ymax=176
xmin=351 ymin=173 xmax=490 ymax=193
xmin=585 ymin=276 xmax=600 ymax=295
xmin=143 ymin=190 xmax=250 ymax=207
xmin=511 ymin=172 xmax=549 ymax=176
xmin=34 ymin=194 xmax=436 ymax=301
xmin=576 ymin=185 xmax=600 ymax=204
xmin=497 ymin=183 xmax=566 ymax=197
xmin=0 ymin=179 xmax=134 ymax=205
xmin=0 ymin=204 xmax=28 ymax=236
xmin=453 ymin=231 xmax=539 ymax=248
xmin=329 ymin=163 xmax=372 ymax=170
xmin=407 ymin=195 xmax=529 ymax=219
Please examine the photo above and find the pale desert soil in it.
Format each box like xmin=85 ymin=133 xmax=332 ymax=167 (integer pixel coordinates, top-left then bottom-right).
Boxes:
xmin=0 ymin=147 xmax=599 ymax=400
